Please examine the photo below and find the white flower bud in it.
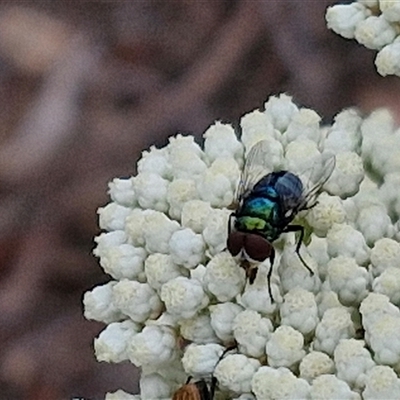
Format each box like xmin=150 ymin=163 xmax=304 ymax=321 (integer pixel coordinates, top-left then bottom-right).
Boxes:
xmin=233 ymin=310 xmax=273 ymax=358
xmin=240 ymin=110 xmax=277 ymax=151
xmin=358 ymin=207 xmax=393 ymax=247
xmin=203 ymin=121 xmax=243 ymax=163
xmin=181 ymin=343 xmax=225 ymax=377
xmin=133 ymin=172 xmax=169 ymax=212
xmin=168 ymin=228 xmax=205 ymax=269
xmin=373 ymin=267 xmax=400 ymax=306
xmin=181 ymin=199 xmax=213 ymax=233
xmin=279 ymin=244 xmax=321 ymax=295
xmin=108 ymin=177 xmax=137 ymax=207
xmin=197 ymin=169 xmax=234 ymax=208
xmin=99 ymin=243 xmax=146 ymax=281
xmin=128 ymin=325 xmax=177 ymax=367
xmin=252 ymin=366 xmax=310 ymax=400
xmin=179 ymin=313 xmax=219 ymax=344
xmin=362 ymin=365 xmax=400 ymax=399
xmin=105 ymin=390 xmax=139 ymax=400
xmin=137 ymin=145 xmax=171 ymax=179
xmin=214 ymin=353 xmax=261 ymax=394
xmin=284 ymin=108 xmax=322 ymax=145
xmin=285 ymin=139 xmax=321 ymax=174
xmin=209 ymin=157 xmax=241 ymax=192
xmin=307 ymin=235 xmax=330 ymax=278
xmin=168 ymin=134 xmax=203 ymax=155
xmin=370 ymin=237 xmax=400 ymax=277
xmin=380 ymin=172 xmax=400 ymax=217
xmin=380 ymin=0 xmax=400 ymax=22
xmin=343 ymin=197 xmax=359 ymax=223
xmin=98 ymin=203 xmax=131 ymax=231
xmin=93 ymin=230 xmax=127 ymax=258
xmin=327 ymin=256 xmax=369 ymax=306
xmin=83 ymin=281 xmax=123 ymax=323
xmin=326 ymin=223 xmax=370 ymax=266
xmin=313 ymin=307 xmax=356 ymax=355
xmin=202 ymin=208 xmax=231 ymax=256
xmin=168 ymin=138 xmax=207 ymax=179
xmin=355 ymin=15 xmax=397 ymax=50
xmin=243 ymin=136 xmax=285 ymax=172
xmin=190 ymin=264 xmax=207 ymax=284
xmin=142 ymin=359 xmax=186 ymax=388
xmin=306 ymin=194 xmax=347 ymax=236
xmin=237 ymin=262 xmax=280 ymax=315
xmin=171 ymin=152 xmax=208 ymax=180
xmin=94 ymin=320 xmax=140 ymax=363
xmin=310 ymin=374 xmax=361 ymax=400
xmin=353 ymin=179 xmax=382 ymax=211
xmin=324 ymin=151 xmax=364 ymax=198
xmin=376 ymin=38 xmax=400 ymax=76
xmin=264 ymin=93 xmax=299 ymax=133
xmin=204 ymin=252 xmax=246 ymax=302
xmin=144 ymin=253 xmax=183 ymax=291
xmin=369 ymin=131 xmax=400 ymax=176
xmin=365 ymin=313 xmax=400 ymax=366
xmin=334 ymin=339 xmax=375 ymax=390
xmin=299 ymin=351 xmax=335 ymax=382
xmin=124 ymin=208 xmax=153 ymax=247
xmin=324 ymin=108 xmax=362 ymax=153
xmin=315 ymin=289 xmax=341 ymax=319
xmin=166 ymin=178 xmax=198 ymax=220
xmin=360 ymin=293 xmax=400 ymax=331
xmin=361 ymin=108 xmax=395 ymax=159
xmin=209 ymin=302 xmax=243 ymax=342
xmin=326 ymin=3 xmax=371 ymax=39
xmin=161 ymin=277 xmax=209 ymax=319
xmin=142 ymin=211 xmax=180 ymax=254
xmin=112 ymin=280 xmax=162 ymax=322
xmin=140 ymin=372 xmax=172 ymax=400
xmin=266 ymin=325 xmax=306 ymax=369
xmin=280 ymin=288 xmax=319 ymax=336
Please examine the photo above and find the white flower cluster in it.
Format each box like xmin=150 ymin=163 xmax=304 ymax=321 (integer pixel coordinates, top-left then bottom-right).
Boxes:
xmin=84 ymin=94 xmax=400 ymax=399
xmin=326 ymin=0 xmax=400 ymax=76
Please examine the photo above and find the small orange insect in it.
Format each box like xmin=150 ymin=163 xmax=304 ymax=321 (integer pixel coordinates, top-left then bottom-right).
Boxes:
xmin=172 ymin=377 xmax=217 ymax=400
xmin=172 ymin=345 xmax=236 ymax=400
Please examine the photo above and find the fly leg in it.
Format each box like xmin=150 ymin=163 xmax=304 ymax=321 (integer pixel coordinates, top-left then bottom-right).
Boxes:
xmin=301 ymin=201 xmax=319 ymax=211
xmin=228 ymin=212 xmax=235 ymax=235
xmin=210 ymin=376 xmax=217 ymax=400
xmin=210 ymin=344 xmax=237 ymax=399
xmin=267 ymin=247 xmax=275 ymax=302
xmin=248 ymin=265 xmax=258 ymax=284
xmin=284 ymin=225 xmax=314 ymax=275
xmin=224 ymin=213 xmax=235 ymax=253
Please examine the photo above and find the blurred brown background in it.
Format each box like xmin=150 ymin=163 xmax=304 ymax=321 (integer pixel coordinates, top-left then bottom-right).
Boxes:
xmin=0 ymin=1 xmax=399 ymax=399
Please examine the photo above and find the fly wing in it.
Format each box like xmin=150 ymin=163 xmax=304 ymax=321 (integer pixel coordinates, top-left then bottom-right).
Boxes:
xmin=235 ymin=140 xmax=273 ymax=205
xmin=300 ymin=152 xmax=336 ymax=209
xmin=273 ymin=171 xmax=305 ymax=216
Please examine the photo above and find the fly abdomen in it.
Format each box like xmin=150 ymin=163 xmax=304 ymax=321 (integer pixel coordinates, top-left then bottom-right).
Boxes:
xmin=254 ymin=171 xmax=303 ymax=198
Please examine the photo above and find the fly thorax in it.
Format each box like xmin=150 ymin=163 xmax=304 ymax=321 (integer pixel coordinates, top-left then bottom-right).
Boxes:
xmin=237 ymin=216 xmax=267 ymax=232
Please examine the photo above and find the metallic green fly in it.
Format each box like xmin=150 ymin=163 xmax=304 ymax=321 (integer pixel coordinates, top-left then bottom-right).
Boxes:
xmin=227 ymin=140 xmax=335 ymax=301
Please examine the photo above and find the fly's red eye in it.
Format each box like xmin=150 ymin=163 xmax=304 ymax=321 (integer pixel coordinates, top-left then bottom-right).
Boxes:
xmin=227 ymin=231 xmax=245 ymax=257
xmin=244 ymin=233 xmax=272 ymax=262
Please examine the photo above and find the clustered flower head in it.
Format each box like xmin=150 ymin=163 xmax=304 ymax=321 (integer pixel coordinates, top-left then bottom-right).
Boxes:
xmin=326 ymin=0 xmax=400 ymax=77
xmin=83 ymin=92 xmax=400 ymax=399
